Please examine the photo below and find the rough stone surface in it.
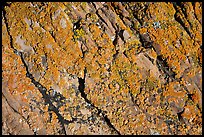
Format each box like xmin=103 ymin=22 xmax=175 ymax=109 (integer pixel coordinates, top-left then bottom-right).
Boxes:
xmin=2 ymin=2 xmax=202 ymax=135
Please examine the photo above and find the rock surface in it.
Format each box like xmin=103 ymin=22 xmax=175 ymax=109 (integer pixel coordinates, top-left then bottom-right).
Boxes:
xmin=2 ymin=2 xmax=202 ymax=135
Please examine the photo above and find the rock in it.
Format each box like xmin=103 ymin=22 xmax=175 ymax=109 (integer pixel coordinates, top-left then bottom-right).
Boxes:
xmin=2 ymin=2 xmax=202 ymax=135
xmin=2 ymin=95 xmax=34 ymax=135
xmin=152 ymin=42 xmax=162 ymax=55
xmin=119 ymin=30 xmax=131 ymax=42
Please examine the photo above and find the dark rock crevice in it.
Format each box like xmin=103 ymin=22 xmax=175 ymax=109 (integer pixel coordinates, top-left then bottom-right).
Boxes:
xmin=156 ymin=55 xmax=176 ymax=83
xmin=77 ymin=68 xmax=121 ymax=135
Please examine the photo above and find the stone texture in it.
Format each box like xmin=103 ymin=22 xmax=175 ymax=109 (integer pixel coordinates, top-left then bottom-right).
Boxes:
xmin=2 ymin=2 xmax=202 ymax=135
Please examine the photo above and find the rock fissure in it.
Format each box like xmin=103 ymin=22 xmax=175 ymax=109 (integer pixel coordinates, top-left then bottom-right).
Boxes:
xmin=77 ymin=68 xmax=121 ymax=135
xmin=156 ymin=55 xmax=176 ymax=83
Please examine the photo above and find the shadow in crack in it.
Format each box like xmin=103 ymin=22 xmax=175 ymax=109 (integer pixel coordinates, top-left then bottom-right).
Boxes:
xmin=77 ymin=68 xmax=121 ymax=135
xmin=48 ymin=88 xmax=67 ymax=109
xmin=156 ymin=55 xmax=176 ymax=83
xmin=18 ymin=51 xmax=78 ymax=135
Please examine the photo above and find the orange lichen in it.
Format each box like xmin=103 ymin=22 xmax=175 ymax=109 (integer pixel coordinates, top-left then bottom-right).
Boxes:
xmin=181 ymin=103 xmax=198 ymax=120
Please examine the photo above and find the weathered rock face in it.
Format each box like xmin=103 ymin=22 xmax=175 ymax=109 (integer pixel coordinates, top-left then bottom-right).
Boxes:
xmin=2 ymin=2 xmax=202 ymax=135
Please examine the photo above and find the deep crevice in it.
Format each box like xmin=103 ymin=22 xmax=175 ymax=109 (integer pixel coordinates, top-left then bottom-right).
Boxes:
xmin=113 ymin=29 xmax=119 ymax=47
xmin=73 ymin=18 xmax=82 ymax=31
xmin=156 ymin=55 xmax=176 ymax=83
xmin=78 ymin=68 xmax=121 ymax=135
xmin=139 ymin=33 xmax=153 ymax=49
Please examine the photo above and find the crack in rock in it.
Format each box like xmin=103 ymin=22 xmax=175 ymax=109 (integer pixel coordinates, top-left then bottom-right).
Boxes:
xmin=173 ymin=3 xmax=193 ymax=39
xmin=78 ymin=68 xmax=121 ymax=135
xmin=156 ymin=55 xmax=176 ymax=83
